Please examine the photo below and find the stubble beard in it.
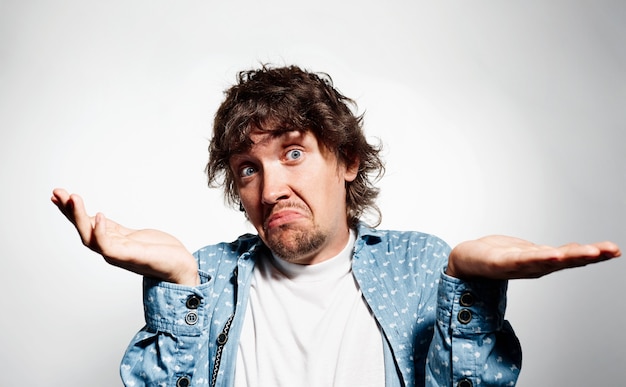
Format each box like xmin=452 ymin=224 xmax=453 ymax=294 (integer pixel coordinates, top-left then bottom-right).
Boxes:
xmin=265 ymin=223 xmax=327 ymax=263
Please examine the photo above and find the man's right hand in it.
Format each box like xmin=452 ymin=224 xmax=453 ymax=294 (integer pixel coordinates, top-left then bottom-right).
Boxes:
xmin=51 ymin=188 xmax=200 ymax=286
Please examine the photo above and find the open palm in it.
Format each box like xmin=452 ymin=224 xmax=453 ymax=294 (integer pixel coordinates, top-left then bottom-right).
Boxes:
xmin=446 ymin=235 xmax=621 ymax=280
xmin=51 ymin=188 xmax=199 ymax=286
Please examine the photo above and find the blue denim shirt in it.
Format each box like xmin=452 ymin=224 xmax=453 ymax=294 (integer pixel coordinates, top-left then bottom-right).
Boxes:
xmin=121 ymin=224 xmax=521 ymax=386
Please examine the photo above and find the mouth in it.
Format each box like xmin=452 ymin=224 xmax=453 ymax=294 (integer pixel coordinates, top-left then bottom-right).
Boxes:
xmin=264 ymin=206 xmax=308 ymax=230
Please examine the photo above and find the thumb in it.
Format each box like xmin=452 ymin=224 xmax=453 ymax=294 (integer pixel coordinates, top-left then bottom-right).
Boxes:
xmin=91 ymin=212 xmax=108 ymax=254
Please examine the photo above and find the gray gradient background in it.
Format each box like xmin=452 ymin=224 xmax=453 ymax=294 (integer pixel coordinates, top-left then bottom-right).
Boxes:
xmin=1 ymin=1 xmax=624 ymax=386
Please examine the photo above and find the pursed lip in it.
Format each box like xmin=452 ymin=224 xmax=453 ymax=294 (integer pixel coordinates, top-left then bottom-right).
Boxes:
xmin=264 ymin=207 xmax=307 ymax=230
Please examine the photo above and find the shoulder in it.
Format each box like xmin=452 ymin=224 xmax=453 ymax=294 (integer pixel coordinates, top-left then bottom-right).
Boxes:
xmin=355 ymin=222 xmax=451 ymax=255
xmin=192 ymin=233 xmax=262 ymax=272
xmin=352 ymin=223 xmax=449 ymax=297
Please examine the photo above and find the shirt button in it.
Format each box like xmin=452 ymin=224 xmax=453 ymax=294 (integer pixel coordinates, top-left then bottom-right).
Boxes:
xmin=176 ymin=376 xmax=191 ymax=387
xmin=185 ymin=311 xmax=198 ymax=325
xmin=459 ymin=292 xmax=474 ymax=307
xmin=457 ymin=309 xmax=472 ymax=324
xmin=186 ymin=295 xmax=201 ymax=309
xmin=217 ymin=332 xmax=228 ymax=345
xmin=457 ymin=378 xmax=473 ymax=387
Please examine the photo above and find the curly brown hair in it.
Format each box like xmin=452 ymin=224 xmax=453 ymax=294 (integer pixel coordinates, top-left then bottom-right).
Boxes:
xmin=206 ymin=65 xmax=384 ymax=227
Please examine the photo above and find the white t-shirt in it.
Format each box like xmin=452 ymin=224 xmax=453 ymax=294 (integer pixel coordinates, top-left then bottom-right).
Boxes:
xmin=234 ymin=231 xmax=385 ymax=386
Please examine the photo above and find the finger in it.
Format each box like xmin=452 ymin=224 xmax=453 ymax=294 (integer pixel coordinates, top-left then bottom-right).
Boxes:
xmin=510 ymin=246 xmax=563 ymax=261
xmin=541 ymin=251 xmax=615 ymax=274
xmin=51 ymin=188 xmax=69 ymax=205
xmin=558 ymin=242 xmax=621 ymax=259
xmin=558 ymin=243 xmax=600 ymax=258
xmin=593 ymin=241 xmax=621 ymax=257
xmin=93 ymin=213 xmax=147 ymax=271
xmin=68 ymin=194 xmax=96 ymax=246
xmin=92 ymin=212 xmax=108 ymax=254
xmin=51 ymin=188 xmax=74 ymax=220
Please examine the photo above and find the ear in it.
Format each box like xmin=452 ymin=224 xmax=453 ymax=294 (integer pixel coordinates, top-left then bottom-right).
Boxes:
xmin=343 ymin=155 xmax=360 ymax=183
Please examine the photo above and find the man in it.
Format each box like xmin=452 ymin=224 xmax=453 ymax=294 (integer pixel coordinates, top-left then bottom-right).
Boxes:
xmin=51 ymin=65 xmax=620 ymax=387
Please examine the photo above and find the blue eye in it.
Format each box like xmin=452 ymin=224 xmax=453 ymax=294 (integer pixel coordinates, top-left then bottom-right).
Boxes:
xmin=287 ymin=149 xmax=302 ymax=160
xmin=240 ymin=166 xmax=256 ymax=177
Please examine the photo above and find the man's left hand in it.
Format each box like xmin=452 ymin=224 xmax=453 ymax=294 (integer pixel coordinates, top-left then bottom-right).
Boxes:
xmin=446 ymin=235 xmax=621 ymax=280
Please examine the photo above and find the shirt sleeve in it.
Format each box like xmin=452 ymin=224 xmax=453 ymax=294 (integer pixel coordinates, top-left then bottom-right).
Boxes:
xmin=119 ymin=271 xmax=213 ymax=387
xmin=426 ymin=270 xmax=522 ymax=387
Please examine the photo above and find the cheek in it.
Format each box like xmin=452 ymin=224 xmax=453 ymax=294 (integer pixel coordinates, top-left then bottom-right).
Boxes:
xmin=239 ymin=189 xmax=261 ymax=217
xmin=312 ymin=173 xmax=348 ymax=206
xmin=241 ymin=194 xmax=258 ymax=211
xmin=243 ymin=203 xmax=265 ymax=231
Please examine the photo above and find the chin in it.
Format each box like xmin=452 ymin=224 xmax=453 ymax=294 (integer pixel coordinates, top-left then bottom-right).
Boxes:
xmin=265 ymin=226 xmax=326 ymax=262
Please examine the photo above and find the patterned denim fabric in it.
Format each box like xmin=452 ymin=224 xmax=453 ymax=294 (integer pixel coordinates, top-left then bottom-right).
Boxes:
xmin=121 ymin=223 xmax=521 ymax=386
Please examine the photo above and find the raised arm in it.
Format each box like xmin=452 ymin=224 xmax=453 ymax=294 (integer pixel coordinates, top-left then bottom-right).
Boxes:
xmin=51 ymin=188 xmax=199 ymax=286
xmin=446 ymin=235 xmax=621 ymax=280
xmin=427 ymin=235 xmax=620 ymax=386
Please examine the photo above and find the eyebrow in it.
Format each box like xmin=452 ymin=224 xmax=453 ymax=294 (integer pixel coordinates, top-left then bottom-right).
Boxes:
xmin=249 ymin=127 xmax=305 ymax=144
xmin=229 ymin=129 xmax=308 ymax=162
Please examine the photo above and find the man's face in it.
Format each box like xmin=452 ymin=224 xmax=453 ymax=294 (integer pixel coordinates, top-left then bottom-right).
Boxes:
xmin=229 ymin=128 xmax=358 ymax=265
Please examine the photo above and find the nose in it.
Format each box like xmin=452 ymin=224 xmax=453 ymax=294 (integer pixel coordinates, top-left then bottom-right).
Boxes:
xmin=261 ymin=165 xmax=291 ymax=205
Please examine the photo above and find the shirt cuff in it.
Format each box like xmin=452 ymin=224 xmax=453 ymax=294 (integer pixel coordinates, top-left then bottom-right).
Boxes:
xmin=142 ymin=271 xmax=212 ymax=336
xmin=437 ymin=268 xmax=508 ymax=335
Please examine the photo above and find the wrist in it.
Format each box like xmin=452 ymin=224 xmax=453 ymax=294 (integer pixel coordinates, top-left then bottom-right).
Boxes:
xmin=174 ymin=271 xmax=200 ymax=286
xmin=445 ymin=264 xmax=459 ymax=279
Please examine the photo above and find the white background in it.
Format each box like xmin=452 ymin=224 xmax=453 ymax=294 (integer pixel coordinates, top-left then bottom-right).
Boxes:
xmin=1 ymin=1 xmax=624 ymax=385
